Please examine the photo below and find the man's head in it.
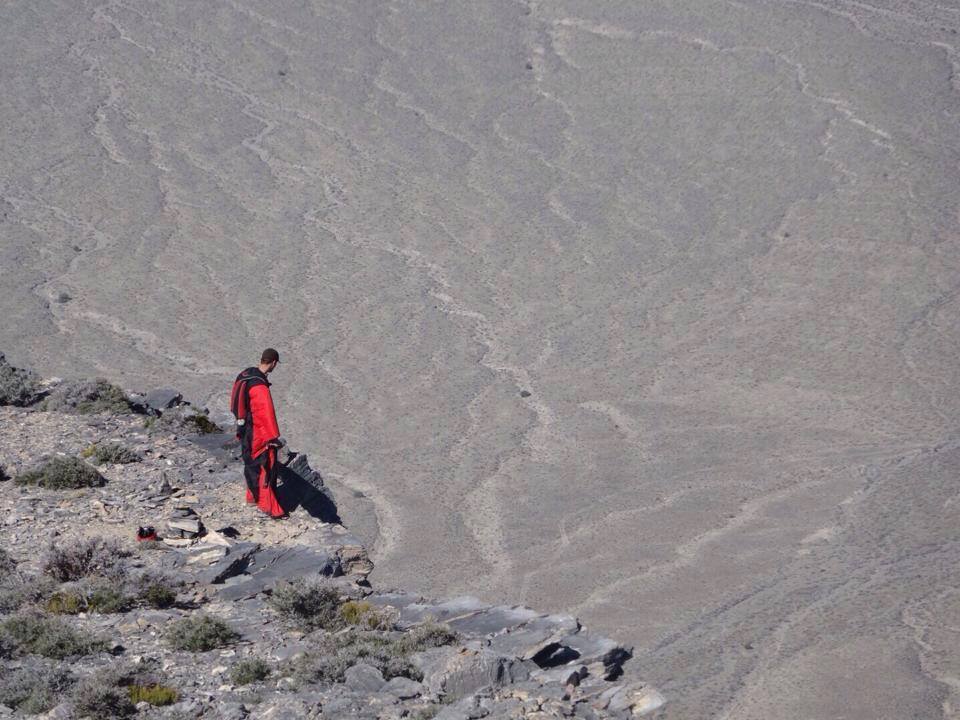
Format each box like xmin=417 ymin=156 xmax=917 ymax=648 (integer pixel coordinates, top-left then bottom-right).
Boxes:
xmin=259 ymin=348 xmax=280 ymax=374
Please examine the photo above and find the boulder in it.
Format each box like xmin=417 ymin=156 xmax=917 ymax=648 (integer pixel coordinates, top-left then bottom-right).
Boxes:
xmin=398 ymin=596 xmax=489 ymax=628
xmin=200 ymin=542 xmax=260 ymax=584
xmin=445 ymin=604 xmax=542 ymax=637
xmin=344 ymin=663 xmax=386 ymax=693
xmin=144 ymin=387 xmax=183 ymax=411
xmin=415 ymin=646 xmax=533 ymax=700
xmin=215 ymin=545 xmax=340 ymax=600
xmin=381 ymin=676 xmax=424 ymax=699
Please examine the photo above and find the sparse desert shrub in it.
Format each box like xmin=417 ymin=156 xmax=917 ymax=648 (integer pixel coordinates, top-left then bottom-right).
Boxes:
xmin=411 ymin=707 xmax=440 ymax=720
xmin=87 ymin=584 xmax=133 ymax=614
xmin=269 ymin=581 xmax=343 ymax=630
xmin=0 ymin=665 xmax=74 ymax=715
xmin=395 ymin=621 xmax=460 ymax=654
xmin=43 ymin=537 xmax=130 ymax=582
xmin=82 ymin=442 xmax=140 ymax=465
xmin=292 ymin=630 xmax=423 ymax=685
xmin=291 ymin=621 xmax=458 ymax=686
xmin=141 ymin=582 xmax=177 ymax=609
xmin=165 ymin=614 xmax=239 ymax=652
xmin=230 ymin=658 xmax=271 ymax=686
xmin=0 ymin=612 xmax=106 ymax=659
xmin=0 ymin=353 xmax=44 ymax=406
xmin=339 ymin=600 xmax=395 ymax=630
xmin=0 ymin=547 xmax=15 ymax=574
xmin=127 ymin=683 xmax=178 ymax=706
xmin=16 ymin=456 xmax=105 ymax=489
xmin=137 ymin=539 xmax=165 ymax=552
xmin=0 ymin=573 xmax=56 ymax=614
xmin=42 ymin=378 xmax=133 ymax=415
xmin=187 ymin=412 xmax=221 ymax=434
xmin=72 ymin=674 xmax=136 ymax=718
xmin=149 ymin=408 xmax=221 ymax=436
xmin=46 ymin=590 xmax=86 ymax=615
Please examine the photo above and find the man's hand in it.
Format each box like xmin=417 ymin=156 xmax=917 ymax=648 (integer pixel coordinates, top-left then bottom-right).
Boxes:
xmin=268 ymin=436 xmax=285 ymax=449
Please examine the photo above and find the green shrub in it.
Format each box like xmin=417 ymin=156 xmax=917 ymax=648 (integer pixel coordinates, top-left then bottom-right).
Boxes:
xmin=0 ymin=353 xmax=43 ymax=406
xmin=230 ymin=658 xmax=271 ymax=686
xmin=268 ymin=581 xmax=343 ymax=630
xmin=16 ymin=457 xmax=105 ymax=489
xmin=72 ymin=675 xmax=135 ymax=718
xmin=43 ymin=537 xmax=129 ymax=582
xmin=339 ymin=600 xmax=395 ymax=630
xmin=141 ymin=582 xmax=177 ymax=609
xmin=82 ymin=443 xmax=140 ymax=465
xmin=0 ymin=613 xmax=106 ymax=659
xmin=87 ymin=584 xmax=133 ymax=614
xmin=46 ymin=591 xmax=86 ymax=615
xmin=42 ymin=379 xmax=133 ymax=415
xmin=127 ymin=683 xmax=178 ymax=706
xmin=187 ymin=413 xmax=221 ymax=434
xmin=165 ymin=614 xmax=239 ymax=652
xmin=0 ymin=665 xmax=74 ymax=715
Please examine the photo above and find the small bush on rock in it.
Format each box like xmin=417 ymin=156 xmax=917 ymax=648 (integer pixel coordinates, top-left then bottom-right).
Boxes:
xmin=269 ymin=581 xmax=343 ymax=630
xmin=411 ymin=708 xmax=440 ymax=720
xmin=42 ymin=378 xmax=133 ymax=415
xmin=339 ymin=600 xmax=395 ymax=630
xmin=46 ymin=590 xmax=86 ymax=615
xmin=87 ymin=584 xmax=133 ymax=614
xmin=127 ymin=683 xmax=178 ymax=706
xmin=165 ymin=614 xmax=239 ymax=652
xmin=0 ymin=665 xmax=74 ymax=715
xmin=0 ymin=573 xmax=56 ymax=614
xmin=141 ymin=582 xmax=177 ymax=609
xmin=0 ymin=612 xmax=106 ymax=659
xmin=16 ymin=456 xmax=105 ymax=489
xmin=82 ymin=442 xmax=140 ymax=465
xmin=396 ymin=621 xmax=460 ymax=653
xmin=187 ymin=412 xmax=221 ymax=434
xmin=0 ymin=353 xmax=44 ymax=406
xmin=230 ymin=658 xmax=271 ymax=685
xmin=293 ymin=630 xmax=423 ymax=685
xmin=72 ymin=674 xmax=136 ymax=718
xmin=0 ymin=547 xmax=15 ymax=574
xmin=43 ymin=537 xmax=130 ymax=582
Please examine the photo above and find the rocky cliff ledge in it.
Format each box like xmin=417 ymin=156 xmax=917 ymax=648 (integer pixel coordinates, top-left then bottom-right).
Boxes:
xmin=0 ymin=354 xmax=664 ymax=719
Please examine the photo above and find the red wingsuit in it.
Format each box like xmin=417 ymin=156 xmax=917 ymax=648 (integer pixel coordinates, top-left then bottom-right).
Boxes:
xmin=247 ymin=382 xmax=285 ymax=517
xmin=233 ymin=368 xmax=285 ymax=518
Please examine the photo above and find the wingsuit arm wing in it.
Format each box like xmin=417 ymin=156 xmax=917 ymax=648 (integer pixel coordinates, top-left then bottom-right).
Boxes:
xmin=248 ymin=383 xmax=280 ymax=454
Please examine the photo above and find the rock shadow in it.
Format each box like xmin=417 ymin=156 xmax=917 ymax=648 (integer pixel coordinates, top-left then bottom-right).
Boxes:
xmin=275 ymin=451 xmax=341 ymax=523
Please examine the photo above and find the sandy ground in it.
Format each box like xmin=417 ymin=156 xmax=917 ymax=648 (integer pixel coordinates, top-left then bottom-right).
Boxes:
xmin=2 ymin=1 xmax=959 ymax=717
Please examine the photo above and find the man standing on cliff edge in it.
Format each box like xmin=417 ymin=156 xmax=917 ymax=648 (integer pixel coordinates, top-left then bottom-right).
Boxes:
xmin=230 ymin=348 xmax=286 ymax=518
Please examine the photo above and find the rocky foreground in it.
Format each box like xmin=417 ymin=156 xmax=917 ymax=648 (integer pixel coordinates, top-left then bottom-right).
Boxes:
xmin=0 ymin=356 xmax=664 ymax=719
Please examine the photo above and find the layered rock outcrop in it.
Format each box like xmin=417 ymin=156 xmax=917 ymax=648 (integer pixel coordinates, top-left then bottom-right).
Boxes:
xmin=0 ymin=355 xmax=663 ymax=719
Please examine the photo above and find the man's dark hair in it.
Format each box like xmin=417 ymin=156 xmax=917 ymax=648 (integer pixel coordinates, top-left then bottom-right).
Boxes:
xmin=261 ymin=348 xmax=280 ymax=364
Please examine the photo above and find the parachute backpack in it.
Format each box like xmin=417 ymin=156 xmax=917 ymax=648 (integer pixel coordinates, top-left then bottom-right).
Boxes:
xmin=230 ymin=368 xmax=268 ymax=461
